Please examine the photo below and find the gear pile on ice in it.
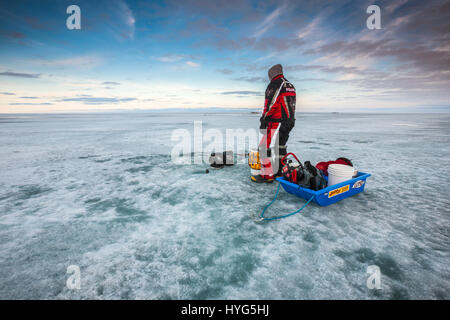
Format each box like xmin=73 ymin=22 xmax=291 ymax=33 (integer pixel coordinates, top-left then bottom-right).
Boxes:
xmin=209 ymin=151 xmax=234 ymax=168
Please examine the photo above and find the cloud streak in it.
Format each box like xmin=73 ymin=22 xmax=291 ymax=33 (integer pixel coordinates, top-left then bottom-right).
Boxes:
xmin=186 ymin=61 xmax=200 ymax=67
xmin=9 ymin=102 xmax=53 ymax=106
xmin=221 ymin=91 xmax=263 ymax=96
xmin=0 ymin=71 xmax=40 ymax=78
xmin=254 ymin=5 xmax=285 ymax=38
xmin=0 ymin=31 xmax=26 ymax=39
xmin=58 ymin=97 xmax=137 ymax=105
xmin=33 ymin=55 xmax=103 ymax=70
xmin=216 ymin=68 xmax=234 ymax=75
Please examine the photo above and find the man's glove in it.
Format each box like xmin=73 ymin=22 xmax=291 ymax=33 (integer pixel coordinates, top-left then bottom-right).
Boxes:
xmin=259 ymin=116 xmax=268 ymax=129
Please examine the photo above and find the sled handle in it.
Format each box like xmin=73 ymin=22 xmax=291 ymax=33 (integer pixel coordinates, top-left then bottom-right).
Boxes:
xmin=281 ymin=153 xmax=301 ymax=166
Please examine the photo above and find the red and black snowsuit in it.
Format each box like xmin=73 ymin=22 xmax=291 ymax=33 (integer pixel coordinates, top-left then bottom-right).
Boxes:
xmin=259 ymin=74 xmax=296 ymax=179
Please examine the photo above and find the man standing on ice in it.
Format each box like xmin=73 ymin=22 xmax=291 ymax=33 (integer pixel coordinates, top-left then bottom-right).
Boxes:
xmin=251 ymin=64 xmax=296 ymax=183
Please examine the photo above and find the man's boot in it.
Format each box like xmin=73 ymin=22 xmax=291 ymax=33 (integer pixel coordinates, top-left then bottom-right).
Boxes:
xmin=275 ymin=145 xmax=287 ymax=177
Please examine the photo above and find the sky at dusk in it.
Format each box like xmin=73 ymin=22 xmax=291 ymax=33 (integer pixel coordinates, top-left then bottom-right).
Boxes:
xmin=0 ymin=0 xmax=449 ymax=113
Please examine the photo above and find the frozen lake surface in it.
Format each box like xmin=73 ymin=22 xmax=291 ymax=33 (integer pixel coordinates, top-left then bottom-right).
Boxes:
xmin=0 ymin=112 xmax=449 ymax=299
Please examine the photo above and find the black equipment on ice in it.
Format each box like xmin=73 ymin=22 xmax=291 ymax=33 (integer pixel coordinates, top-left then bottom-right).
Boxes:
xmin=209 ymin=151 xmax=234 ymax=168
xmin=281 ymin=153 xmax=304 ymax=184
xmin=303 ymin=161 xmax=327 ymax=191
xmin=281 ymin=153 xmax=327 ymax=191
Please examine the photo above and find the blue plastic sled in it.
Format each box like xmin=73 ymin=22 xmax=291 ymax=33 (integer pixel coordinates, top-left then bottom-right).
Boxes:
xmin=276 ymin=172 xmax=371 ymax=206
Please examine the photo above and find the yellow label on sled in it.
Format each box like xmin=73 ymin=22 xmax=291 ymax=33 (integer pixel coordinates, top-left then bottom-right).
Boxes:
xmin=328 ymin=185 xmax=350 ymax=198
